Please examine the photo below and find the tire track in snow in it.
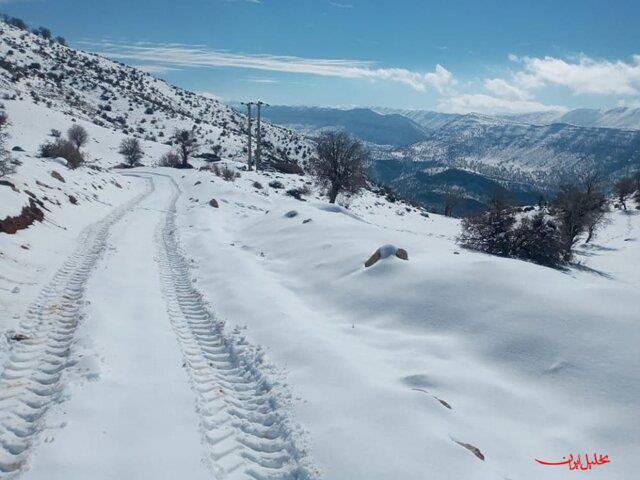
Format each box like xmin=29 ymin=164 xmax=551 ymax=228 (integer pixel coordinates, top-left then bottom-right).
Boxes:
xmin=0 ymin=179 xmax=154 ymax=477
xmin=152 ymin=172 xmax=318 ymax=480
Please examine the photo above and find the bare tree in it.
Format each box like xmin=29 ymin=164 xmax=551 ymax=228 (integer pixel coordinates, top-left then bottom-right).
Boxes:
xmin=443 ymin=186 xmax=464 ymax=217
xmin=550 ymin=180 xmax=609 ymax=259
xmin=613 ymin=176 xmax=636 ymax=210
xmin=171 ymin=129 xmax=199 ymax=168
xmin=309 ymin=131 xmax=367 ymax=203
xmin=67 ymin=124 xmax=88 ymax=150
xmin=118 ymin=138 xmax=144 ymax=166
xmin=581 ymin=171 xmax=609 ymax=242
xmin=0 ymin=111 xmax=16 ymax=178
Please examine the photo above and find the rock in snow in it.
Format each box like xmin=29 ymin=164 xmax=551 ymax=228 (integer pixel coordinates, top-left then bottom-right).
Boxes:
xmin=364 ymin=244 xmax=409 ymax=267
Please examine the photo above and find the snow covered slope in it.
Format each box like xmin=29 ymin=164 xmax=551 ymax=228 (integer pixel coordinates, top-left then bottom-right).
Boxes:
xmin=0 ymin=98 xmax=152 ymax=368
xmin=0 ymin=16 xmax=638 ymax=480
xmin=167 ymin=161 xmax=639 ymax=480
xmin=1 ymin=89 xmax=638 ymax=478
xmin=0 ymin=20 xmax=312 ymax=168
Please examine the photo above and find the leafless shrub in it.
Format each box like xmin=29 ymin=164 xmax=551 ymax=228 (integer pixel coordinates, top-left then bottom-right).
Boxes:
xmin=38 ymin=138 xmax=84 ymax=169
xmin=220 ymin=164 xmax=239 ymax=181
xmin=159 ymin=150 xmax=180 ymax=168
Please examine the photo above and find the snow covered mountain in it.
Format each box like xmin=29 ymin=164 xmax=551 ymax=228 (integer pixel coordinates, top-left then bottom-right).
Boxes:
xmin=251 ymin=105 xmax=429 ymax=147
xmin=503 ymin=107 xmax=640 ymax=130
xmin=381 ymin=106 xmax=640 ymax=131
xmin=0 ymin=21 xmax=313 ymax=169
xmin=265 ymin=105 xmax=640 ymax=211
xmin=403 ymin=115 xmax=640 ymax=190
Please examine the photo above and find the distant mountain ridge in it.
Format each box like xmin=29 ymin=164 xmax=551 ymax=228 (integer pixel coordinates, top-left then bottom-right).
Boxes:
xmin=503 ymin=107 xmax=640 ymax=130
xmin=263 ymin=104 xmax=640 ymax=214
xmin=378 ymin=106 xmax=640 ymax=131
xmin=256 ymin=105 xmax=428 ymax=147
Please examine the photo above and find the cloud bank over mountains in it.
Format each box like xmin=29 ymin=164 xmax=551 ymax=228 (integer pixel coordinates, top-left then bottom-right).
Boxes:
xmin=85 ymin=39 xmax=640 ymax=114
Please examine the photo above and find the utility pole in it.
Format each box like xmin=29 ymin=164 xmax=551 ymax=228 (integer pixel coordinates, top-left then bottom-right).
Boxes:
xmin=241 ymin=102 xmax=254 ymax=170
xmin=255 ymin=101 xmax=269 ymax=171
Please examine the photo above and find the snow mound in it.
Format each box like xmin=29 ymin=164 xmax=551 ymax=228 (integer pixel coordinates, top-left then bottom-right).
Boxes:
xmin=379 ymin=244 xmax=400 ymax=259
xmin=316 ymin=203 xmax=363 ymax=221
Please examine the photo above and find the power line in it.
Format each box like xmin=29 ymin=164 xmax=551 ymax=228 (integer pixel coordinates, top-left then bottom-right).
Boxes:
xmin=240 ymin=101 xmax=254 ymax=170
xmin=255 ymin=101 xmax=269 ymax=172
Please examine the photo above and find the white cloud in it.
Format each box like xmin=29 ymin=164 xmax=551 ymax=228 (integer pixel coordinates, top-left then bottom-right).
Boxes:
xmin=483 ymin=78 xmax=531 ymax=101
xmin=243 ymin=76 xmax=278 ymax=84
xmin=329 ymin=1 xmax=354 ymax=8
xmin=442 ymin=53 xmax=640 ymax=114
xmin=131 ymin=64 xmax=179 ymax=74
xmin=439 ymin=93 xmax=566 ymax=115
xmin=511 ymin=54 xmax=640 ymax=96
xmin=83 ymin=40 xmax=455 ymax=93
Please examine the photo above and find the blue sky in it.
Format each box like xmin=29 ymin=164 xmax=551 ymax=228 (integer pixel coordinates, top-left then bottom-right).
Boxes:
xmin=2 ymin=0 xmax=640 ymax=113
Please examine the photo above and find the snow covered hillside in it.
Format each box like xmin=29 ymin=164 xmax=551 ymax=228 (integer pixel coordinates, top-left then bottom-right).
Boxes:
xmin=0 ymin=17 xmax=638 ymax=480
xmin=0 ymin=21 xmax=312 ymax=169
xmin=165 ymin=163 xmax=639 ymax=480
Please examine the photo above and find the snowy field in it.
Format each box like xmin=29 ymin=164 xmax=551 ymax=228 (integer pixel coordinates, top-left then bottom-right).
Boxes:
xmin=0 ymin=97 xmax=638 ymax=479
xmin=168 ymin=165 xmax=639 ymax=480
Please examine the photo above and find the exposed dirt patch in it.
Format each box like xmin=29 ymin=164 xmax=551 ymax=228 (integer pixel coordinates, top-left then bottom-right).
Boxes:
xmin=0 ymin=199 xmax=45 ymax=234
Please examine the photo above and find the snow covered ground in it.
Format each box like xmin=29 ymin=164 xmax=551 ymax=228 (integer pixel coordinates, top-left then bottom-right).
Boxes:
xmin=1 ymin=96 xmax=638 ymax=479
xmin=169 ymin=164 xmax=639 ymax=480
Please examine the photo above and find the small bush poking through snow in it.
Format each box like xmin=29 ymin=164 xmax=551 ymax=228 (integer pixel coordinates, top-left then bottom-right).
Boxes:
xmin=159 ymin=150 xmax=181 ymax=168
xmin=38 ymin=138 xmax=84 ymax=169
xmin=269 ymin=180 xmax=284 ymax=189
xmin=460 ymin=192 xmax=566 ymax=268
xmin=221 ymin=165 xmax=238 ymax=182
